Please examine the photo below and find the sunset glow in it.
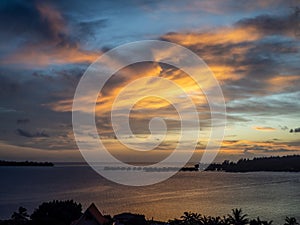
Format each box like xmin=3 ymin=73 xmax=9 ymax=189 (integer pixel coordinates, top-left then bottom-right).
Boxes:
xmin=0 ymin=0 xmax=299 ymax=162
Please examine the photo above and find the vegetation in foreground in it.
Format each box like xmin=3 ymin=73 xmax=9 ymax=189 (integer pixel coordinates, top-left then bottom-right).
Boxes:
xmin=169 ymin=210 xmax=299 ymax=225
xmin=0 ymin=200 xmax=298 ymax=225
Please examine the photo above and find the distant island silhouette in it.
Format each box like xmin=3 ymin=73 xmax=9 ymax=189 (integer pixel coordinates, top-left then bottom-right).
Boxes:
xmin=0 ymin=160 xmax=54 ymax=167
xmin=1 ymin=155 xmax=300 ymax=172
xmin=205 ymin=155 xmax=300 ymax=172
xmin=102 ymin=155 xmax=300 ymax=172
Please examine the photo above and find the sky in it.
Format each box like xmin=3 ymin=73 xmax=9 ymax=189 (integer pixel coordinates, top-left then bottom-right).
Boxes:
xmin=0 ymin=0 xmax=299 ymax=162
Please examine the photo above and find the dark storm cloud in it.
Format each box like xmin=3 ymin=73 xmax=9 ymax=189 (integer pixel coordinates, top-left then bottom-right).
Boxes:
xmin=227 ymin=12 xmax=300 ymax=91
xmin=17 ymin=118 xmax=30 ymax=124
xmin=0 ymin=67 xmax=84 ymax=150
xmin=76 ymin=19 xmax=107 ymax=41
xmin=0 ymin=0 xmax=102 ymax=67
xmin=16 ymin=128 xmax=49 ymax=138
xmin=0 ymin=0 xmax=69 ymax=45
xmin=226 ymin=92 xmax=300 ymax=116
xmin=186 ymin=38 xmax=298 ymax=75
xmin=0 ymin=75 xmax=20 ymax=96
xmin=0 ymin=69 xmax=78 ymax=110
xmin=0 ymin=0 xmax=106 ymax=46
xmin=235 ymin=11 xmax=299 ymax=37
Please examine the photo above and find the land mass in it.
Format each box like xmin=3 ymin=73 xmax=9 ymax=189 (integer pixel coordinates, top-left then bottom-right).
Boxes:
xmin=0 ymin=160 xmax=54 ymax=167
xmin=205 ymin=155 xmax=300 ymax=172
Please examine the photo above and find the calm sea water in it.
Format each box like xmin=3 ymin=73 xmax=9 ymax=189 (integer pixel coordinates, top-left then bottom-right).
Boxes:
xmin=0 ymin=165 xmax=299 ymax=223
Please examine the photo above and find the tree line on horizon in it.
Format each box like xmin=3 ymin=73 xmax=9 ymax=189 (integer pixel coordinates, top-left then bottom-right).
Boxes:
xmin=0 ymin=160 xmax=53 ymax=167
xmin=0 ymin=200 xmax=298 ymax=225
xmin=205 ymin=155 xmax=300 ymax=172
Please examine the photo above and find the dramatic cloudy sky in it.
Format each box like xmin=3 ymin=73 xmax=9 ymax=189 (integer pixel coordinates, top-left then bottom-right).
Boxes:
xmin=0 ymin=0 xmax=299 ymax=162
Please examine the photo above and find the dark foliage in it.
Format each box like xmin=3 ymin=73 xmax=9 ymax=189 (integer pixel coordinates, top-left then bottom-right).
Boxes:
xmin=30 ymin=200 xmax=82 ymax=225
xmin=0 ymin=203 xmax=298 ymax=225
xmin=0 ymin=207 xmax=30 ymax=225
xmin=168 ymin=209 xmax=291 ymax=225
xmin=205 ymin=155 xmax=300 ymax=172
xmin=290 ymin=128 xmax=300 ymax=133
xmin=0 ymin=200 xmax=83 ymax=225
xmin=284 ymin=217 xmax=299 ymax=225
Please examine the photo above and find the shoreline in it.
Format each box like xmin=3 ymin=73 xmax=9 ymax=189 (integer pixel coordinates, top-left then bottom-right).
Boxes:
xmin=0 ymin=160 xmax=54 ymax=167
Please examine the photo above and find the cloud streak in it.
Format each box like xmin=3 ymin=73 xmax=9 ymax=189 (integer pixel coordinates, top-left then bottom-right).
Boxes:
xmin=253 ymin=126 xmax=276 ymax=131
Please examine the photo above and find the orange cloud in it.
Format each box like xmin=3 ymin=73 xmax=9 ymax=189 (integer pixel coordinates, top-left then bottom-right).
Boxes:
xmin=3 ymin=46 xmax=100 ymax=67
xmin=253 ymin=126 xmax=276 ymax=131
xmin=267 ymin=75 xmax=300 ymax=92
xmin=44 ymin=98 xmax=74 ymax=112
xmin=220 ymin=139 xmax=300 ymax=155
xmin=49 ymin=63 xmax=209 ymax=116
xmin=47 ymin=63 xmax=164 ymax=113
xmin=162 ymin=27 xmax=262 ymax=46
xmin=161 ymin=27 xmax=262 ymax=84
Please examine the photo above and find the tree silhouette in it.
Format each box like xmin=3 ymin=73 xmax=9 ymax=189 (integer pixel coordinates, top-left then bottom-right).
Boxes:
xmin=11 ymin=207 xmax=29 ymax=225
xmin=210 ymin=216 xmax=224 ymax=225
xmin=228 ymin=209 xmax=249 ymax=225
xmin=250 ymin=217 xmax=262 ymax=225
xmin=206 ymin=155 xmax=300 ymax=172
xmin=180 ymin=212 xmax=202 ymax=225
xmin=30 ymin=200 xmax=82 ymax=225
xmin=200 ymin=215 xmax=210 ymax=225
xmin=262 ymin=220 xmax=273 ymax=225
xmin=169 ymin=218 xmax=184 ymax=225
xmin=284 ymin=217 xmax=299 ymax=225
xmin=0 ymin=203 xmax=299 ymax=225
xmin=250 ymin=217 xmax=273 ymax=225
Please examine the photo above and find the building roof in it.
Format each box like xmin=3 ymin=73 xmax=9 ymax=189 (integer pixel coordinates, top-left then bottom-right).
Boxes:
xmin=71 ymin=203 xmax=109 ymax=225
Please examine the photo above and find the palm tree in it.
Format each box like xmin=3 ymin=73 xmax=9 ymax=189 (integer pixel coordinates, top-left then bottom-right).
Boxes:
xmin=261 ymin=220 xmax=273 ymax=225
xmin=250 ymin=217 xmax=262 ymax=225
xmin=249 ymin=217 xmax=273 ymax=225
xmin=11 ymin=207 xmax=29 ymax=225
xmin=200 ymin=215 xmax=210 ymax=225
xmin=227 ymin=209 xmax=249 ymax=225
xmin=169 ymin=218 xmax=184 ymax=225
xmin=284 ymin=217 xmax=299 ymax=225
xmin=210 ymin=216 xmax=225 ymax=225
xmin=181 ymin=212 xmax=202 ymax=225
xmin=221 ymin=216 xmax=230 ymax=225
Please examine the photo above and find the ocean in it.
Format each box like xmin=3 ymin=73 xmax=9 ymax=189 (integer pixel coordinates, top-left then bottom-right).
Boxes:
xmin=0 ymin=164 xmax=299 ymax=223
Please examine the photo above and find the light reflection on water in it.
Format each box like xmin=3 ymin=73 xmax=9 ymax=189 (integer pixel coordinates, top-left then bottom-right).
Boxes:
xmin=0 ymin=165 xmax=299 ymax=223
